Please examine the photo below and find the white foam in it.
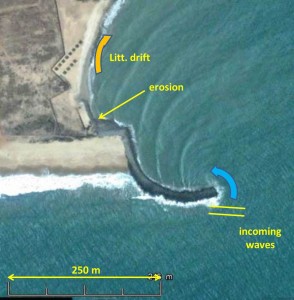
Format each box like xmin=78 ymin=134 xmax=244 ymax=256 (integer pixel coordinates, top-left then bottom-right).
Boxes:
xmin=102 ymin=0 xmax=126 ymax=31
xmin=0 ymin=172 xmax=222 ymax=210
xmin=0 ymin=173 xmax=133 ymax=197
xmin=132 ymin=183 xmax=224 ymax=208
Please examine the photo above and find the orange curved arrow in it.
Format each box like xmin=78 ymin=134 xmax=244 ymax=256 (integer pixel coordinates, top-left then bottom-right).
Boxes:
xmin=95 ymin=35 xmax=112 ymax=74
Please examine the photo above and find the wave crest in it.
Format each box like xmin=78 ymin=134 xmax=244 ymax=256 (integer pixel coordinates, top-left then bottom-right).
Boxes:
xmin=102 ymin=0 xmax=126 ymax=31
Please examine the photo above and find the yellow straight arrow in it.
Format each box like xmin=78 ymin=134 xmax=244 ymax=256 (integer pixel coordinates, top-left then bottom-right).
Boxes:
xmin=8 ymin=273 xmax=161 ymax=282
xmin=98 ymin=90 xmax=146 ymax=120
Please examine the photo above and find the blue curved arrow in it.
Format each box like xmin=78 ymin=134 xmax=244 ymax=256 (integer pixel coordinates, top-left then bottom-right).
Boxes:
xmin=211 ymin=166 xmax=238 ymax=200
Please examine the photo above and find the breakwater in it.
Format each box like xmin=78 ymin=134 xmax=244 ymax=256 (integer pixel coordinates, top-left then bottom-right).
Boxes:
xmin=89 ymin=111 xmax=218 ymax=203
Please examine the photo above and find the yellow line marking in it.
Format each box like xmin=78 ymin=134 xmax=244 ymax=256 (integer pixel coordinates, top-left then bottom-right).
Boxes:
xmin=208 ymin=212 xmax=245 ymax=217
xmin=99 ymin=90 xmax=146 ymax=119
xmin=209 ymin=205 xmax=246 ymax=210
xmin=8 ymin=274 xmax=161 ymax=281
xmin=95 ymin=35 xmax=112 ymax=73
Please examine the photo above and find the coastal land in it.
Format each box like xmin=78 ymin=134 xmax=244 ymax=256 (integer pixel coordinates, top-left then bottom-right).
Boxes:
xmin=0 ymin=0 xmax=217 ymax=201
xmin=0 ymin=0 xmax=126 ymax=173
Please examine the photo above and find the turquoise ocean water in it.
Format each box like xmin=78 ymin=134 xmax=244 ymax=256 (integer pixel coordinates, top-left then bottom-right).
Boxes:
xmin=0 ymin=0 xmax=293 ymax=299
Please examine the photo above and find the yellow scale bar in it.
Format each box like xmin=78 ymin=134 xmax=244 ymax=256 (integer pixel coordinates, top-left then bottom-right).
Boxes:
xmin=8 ymin=274 xmax=161 ymax=281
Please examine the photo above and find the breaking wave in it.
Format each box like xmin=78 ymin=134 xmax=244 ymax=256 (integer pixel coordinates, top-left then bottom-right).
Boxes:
xmin=0 ymin=173 xmax=222 ymax=209
xmin=102 ymin=0 xmax=126 ymax=31
xmin=133 ymin=182 xmax=224 ymax=208
xmin=0 ymin=173 xmax=133 ymax=197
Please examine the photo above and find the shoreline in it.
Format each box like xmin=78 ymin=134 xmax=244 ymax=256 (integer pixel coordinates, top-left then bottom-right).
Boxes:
xmin=76 ymin=0 xmax=113 ymax=101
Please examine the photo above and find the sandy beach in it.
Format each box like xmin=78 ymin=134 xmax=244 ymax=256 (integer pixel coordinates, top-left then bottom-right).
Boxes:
xmin=0 ymin=136 xmax=128 ymax=174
